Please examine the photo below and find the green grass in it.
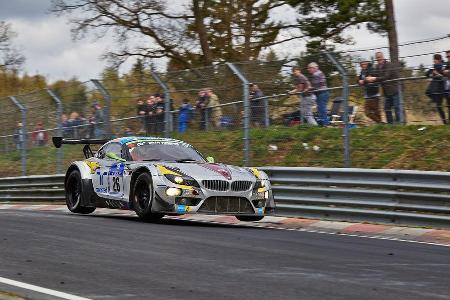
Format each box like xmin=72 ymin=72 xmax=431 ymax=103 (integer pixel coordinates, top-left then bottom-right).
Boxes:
xmin=1 ymin=124 xmax=449 ymax=177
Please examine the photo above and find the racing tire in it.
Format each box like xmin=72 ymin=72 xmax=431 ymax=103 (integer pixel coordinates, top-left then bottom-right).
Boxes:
xmin=132 ymin=172 xmax=164 ymax=222
xmin=65 ymin=169 xmax=96 ymax=214
xmin=235 ymin=215 xmax=264 ymax=222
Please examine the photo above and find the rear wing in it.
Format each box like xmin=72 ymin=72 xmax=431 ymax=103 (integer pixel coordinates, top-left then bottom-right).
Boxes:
xmin=52 ymin=137 xmax=109 ymax=158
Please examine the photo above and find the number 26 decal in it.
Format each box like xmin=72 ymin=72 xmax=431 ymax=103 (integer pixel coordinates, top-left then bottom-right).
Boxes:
xmin=112 ymin=176 xmax=121 ymax=192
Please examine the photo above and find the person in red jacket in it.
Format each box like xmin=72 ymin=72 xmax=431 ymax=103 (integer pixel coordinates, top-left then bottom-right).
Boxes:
xmin=31 ymin=122 xmax=48 ymax=146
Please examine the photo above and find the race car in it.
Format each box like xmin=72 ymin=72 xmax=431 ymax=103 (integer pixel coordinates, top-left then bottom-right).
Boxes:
xmin=53 ymin=136 xmax=275 ymax=222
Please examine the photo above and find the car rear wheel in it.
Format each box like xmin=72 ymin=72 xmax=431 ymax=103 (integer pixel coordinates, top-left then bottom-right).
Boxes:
xmin=235 ymin=215 xmax=264 ymax=222
xmin=66 ymin=169 xmax=96 ymax=214
xmin=132 ymin=173 xmax=164 ymax=222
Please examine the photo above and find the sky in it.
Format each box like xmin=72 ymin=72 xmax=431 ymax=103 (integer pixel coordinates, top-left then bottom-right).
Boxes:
xmin=1 ymin=0 xmax=449 ymax=82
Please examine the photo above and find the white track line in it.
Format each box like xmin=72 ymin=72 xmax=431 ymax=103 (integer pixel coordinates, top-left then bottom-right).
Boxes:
xmin=0 ymin=277 xmax=92 ymax=300
xmin=180 ymin=217 xmax=450 ymax=248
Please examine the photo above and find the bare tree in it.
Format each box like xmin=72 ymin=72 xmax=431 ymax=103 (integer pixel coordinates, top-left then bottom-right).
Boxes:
xmin=0 ymin=21 xmax=25 ymax=70
xmin=51 ymin=0 xmax=294 ymax=69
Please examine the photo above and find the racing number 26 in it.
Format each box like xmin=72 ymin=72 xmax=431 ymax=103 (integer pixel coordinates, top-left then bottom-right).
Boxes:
xmin=112 ymin=176 xmax=120 ymax=192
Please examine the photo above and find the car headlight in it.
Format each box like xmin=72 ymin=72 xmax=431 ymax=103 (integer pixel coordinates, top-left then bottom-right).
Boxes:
xmin=166 ymin=187 xmax=182 ymax=196
xmin=164 ymin=174 xmax=199 ymax=187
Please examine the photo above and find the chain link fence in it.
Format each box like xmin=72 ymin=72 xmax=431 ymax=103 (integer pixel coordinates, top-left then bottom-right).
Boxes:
xmin=0 ymin=35 xmax=449 ymax=176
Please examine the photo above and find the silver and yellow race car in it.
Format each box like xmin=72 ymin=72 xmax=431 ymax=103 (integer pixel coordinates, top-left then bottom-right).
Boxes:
xmin=53 ymin=136 xmax=275 ymax=222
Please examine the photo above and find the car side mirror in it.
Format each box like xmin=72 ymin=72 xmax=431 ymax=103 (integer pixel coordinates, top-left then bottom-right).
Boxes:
xmin=106 ymin=152 xmax=126 ymax=162
xmin=206 ymin=156 xmax=215 ymax=163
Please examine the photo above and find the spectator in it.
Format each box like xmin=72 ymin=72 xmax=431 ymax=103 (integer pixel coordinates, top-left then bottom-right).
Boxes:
xmin=444 ymin=50 xmax=450 ymax=122
xmin=90 ymin=103 xmax=105 ymax=138
xmin=61 ymin=114 xmax=72 ymax=137
xmin=195 ymin=89 xmax=209 ymax=130
xmin=307 ymin=62 xmax=330 ymax=126
xmin=426 ymin=54 xmax=448 ymax=124
xmin=136 ymin=99 xmax=146 ymax=132
xmin=124 ymin=127 xmax=134 ymax=136
xmin=290 ymin=66 xmax=317 ymax=126
xmin=145 ymin=96 xmax=156 ymax=135
xmin=154 ymin=94 xmax=165 ymax=133
xmin=358 ymin=60 xmax=382 ymax=123
xmin=68 ymin=111 xmax=83 ymax=138
xmin=366 ymin=52 xmax=401 ymax=124
xmin=249 ymin=83 xmax=266 ymax=127
xmin=31 ymin=122 xmax=48 ymax=146
xmin=13 ymin=122 xmax=25 ymax=150
xmin=206 ymin=88 xmax=223 ymax=128
xmin=178 ymin=98 xmax=193 ymax=133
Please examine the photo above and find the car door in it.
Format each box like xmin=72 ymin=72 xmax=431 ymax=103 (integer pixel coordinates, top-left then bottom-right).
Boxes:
xmin=104 ymin=142 xmax=126 ymax=200
xmin=92 ymin=142 xmax=125 ymax=200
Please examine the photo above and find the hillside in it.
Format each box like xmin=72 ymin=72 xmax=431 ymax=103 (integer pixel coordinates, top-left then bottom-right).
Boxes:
xmin=0 ymin=124 xmax=449 ymax=177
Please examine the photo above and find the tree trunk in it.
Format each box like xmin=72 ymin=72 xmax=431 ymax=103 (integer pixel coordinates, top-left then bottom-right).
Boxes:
xmin=385 ymin=0 xmax=399 ymax=63
xmin=193 ymin=0 xmax=213 ymax=66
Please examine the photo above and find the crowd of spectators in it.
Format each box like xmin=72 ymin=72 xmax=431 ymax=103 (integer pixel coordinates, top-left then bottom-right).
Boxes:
xmin=60 ymin=103 xmax=105 ymax=139
xmin=289 ymin=50 xmax=450 ymax=127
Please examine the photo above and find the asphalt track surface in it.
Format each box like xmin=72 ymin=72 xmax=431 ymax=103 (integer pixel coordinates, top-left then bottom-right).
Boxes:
xmin=0 ymin=209 xmax=449 ymax=300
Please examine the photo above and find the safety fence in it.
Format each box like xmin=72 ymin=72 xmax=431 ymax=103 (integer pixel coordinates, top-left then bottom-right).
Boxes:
xmin=1 ymin=167 xmax=449 ymax=228
xmin=0 ymin=35 xmax=449 ymax=176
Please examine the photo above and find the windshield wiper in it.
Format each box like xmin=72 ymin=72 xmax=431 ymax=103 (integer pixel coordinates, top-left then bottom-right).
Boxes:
xmin=142 ymin=158 xmax=162 ymax=161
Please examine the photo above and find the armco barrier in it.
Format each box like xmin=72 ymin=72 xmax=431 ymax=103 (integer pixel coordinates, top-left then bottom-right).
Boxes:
xmin=1 ymin=168 xmax=450 ymax=228
xmin=0 ymin=174 xmax=65 ymax=202
xmin=260 ymin=167 xmax=450 ymax=228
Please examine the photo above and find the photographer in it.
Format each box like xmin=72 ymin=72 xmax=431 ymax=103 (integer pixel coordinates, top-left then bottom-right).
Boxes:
xmin=359 ymin=60 xmax=381 ymax=123
xmin=426 ymin=54 xmax=448 ymax=124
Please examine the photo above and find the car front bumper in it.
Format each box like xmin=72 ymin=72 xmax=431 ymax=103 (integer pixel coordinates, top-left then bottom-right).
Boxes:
xmin=152 ymin=176 xmax=272 ymax=216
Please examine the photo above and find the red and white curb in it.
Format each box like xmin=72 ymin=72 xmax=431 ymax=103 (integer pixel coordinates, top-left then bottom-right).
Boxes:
xmin=1 ymin=204 xmax=450 ymax=247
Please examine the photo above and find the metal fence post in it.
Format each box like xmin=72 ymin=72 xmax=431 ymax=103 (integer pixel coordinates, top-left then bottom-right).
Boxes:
xmin=9 ymin=96 xmax=27 ymax=176
xmin=264 ymin=96 xmax=269 ymax=128
xmin=324 ymin=53 xmax=351 ymax=168
xmin=226 ymin=63 xmax=250 ymax=167
xmin=47 ymin=89 xmax=64 ymax=173
xmin=151 ymin=71 xmax=171 ymax=138
xmin=398 ymin=82 xmax=406 ymax=124
xmin=91 ymin=79 xmax=112 ymax=138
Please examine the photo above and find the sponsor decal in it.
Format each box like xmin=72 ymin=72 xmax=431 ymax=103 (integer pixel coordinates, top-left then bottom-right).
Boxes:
xmin=95 ymin=187 xmax=107 ymax=193
xmin=177 ymin=204 xmax=186 ymax=213
xmin=201 ymin=163 xmax=232 ymax=180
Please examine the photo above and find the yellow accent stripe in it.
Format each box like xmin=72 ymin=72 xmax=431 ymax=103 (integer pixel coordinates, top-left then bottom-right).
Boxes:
xmin=157 ymin=165 xmax=180 ymax=176
xmin=84 ymin=160 xmax=100 ymax=174
xmin=250 ymin=167 xmax=261 ymax=179
xmin=176 ymin=184 xmax=193 ymax=190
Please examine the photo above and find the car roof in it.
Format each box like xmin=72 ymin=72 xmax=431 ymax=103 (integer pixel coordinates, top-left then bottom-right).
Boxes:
xmin=110 ymin=136 xmax=192 ymax=147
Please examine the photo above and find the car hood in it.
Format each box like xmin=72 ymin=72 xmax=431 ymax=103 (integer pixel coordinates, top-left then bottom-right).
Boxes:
xmin=157 ymin=162 xmax=256 ymax=181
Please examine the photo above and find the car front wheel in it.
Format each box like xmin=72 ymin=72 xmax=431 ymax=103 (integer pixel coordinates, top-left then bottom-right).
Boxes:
xmin=132 ymin=173 xmax=164 ymax=222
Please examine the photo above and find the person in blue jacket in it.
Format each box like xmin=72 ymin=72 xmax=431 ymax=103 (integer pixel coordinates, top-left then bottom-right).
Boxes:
xmin=178 ymin=98 xmax=193 ymax=133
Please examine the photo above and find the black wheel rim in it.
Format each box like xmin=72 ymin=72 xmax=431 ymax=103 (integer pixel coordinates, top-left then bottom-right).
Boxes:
xmin=135 ymin=180 xmax=150 ymax=210
xmin=67 ymin=176 xmax=81 ymax=208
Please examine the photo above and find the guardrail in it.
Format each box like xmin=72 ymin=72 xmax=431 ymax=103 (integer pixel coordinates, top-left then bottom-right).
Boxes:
xmin=1 ymin=168 xmax=450 ymax=228
xmin=0 ymin=174 xmax=65 ymax=202
xmin=260 ymin=167 xmax=450 ymax=228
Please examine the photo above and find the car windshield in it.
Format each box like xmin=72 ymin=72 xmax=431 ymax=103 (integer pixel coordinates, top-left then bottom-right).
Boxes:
xmin=128 ymin=142 xmax=206 ymax=162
